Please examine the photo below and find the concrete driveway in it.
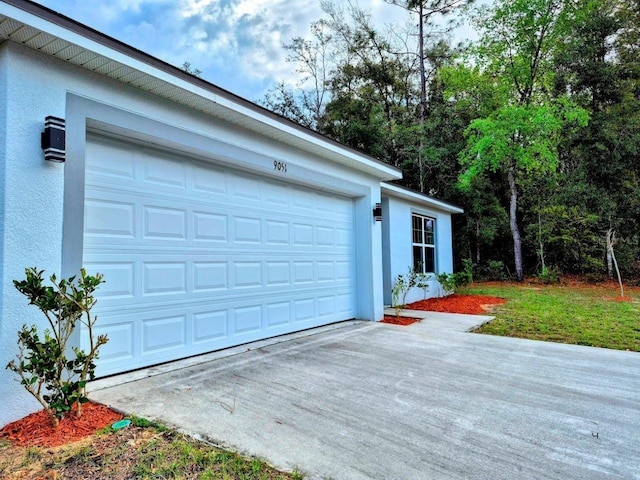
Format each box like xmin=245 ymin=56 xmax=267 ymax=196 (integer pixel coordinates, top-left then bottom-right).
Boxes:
xmin=91 ymin=312 xmax=640 ymax=480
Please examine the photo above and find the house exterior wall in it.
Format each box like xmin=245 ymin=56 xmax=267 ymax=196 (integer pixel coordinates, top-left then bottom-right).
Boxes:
xmin=0 ymin=42 xmax=385 ymax=427
xmin=0 ymin=42 xmax=68 ymax=429
xmin=382 ymin=194 xmax=455 ymax=305
xmin=0 ymin=42 xmax=6 ymax=320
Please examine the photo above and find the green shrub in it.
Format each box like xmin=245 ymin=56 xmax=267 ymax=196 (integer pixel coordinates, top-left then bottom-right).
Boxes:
xmin=6 ymin=267 xmax=107 ymax=426
xmin=436 ymin=259 xmax=473 ymax=295
xmin=391 ymin=266 xmax=429 ymax=316
xmin=477 ymin=260 xmax=508 ymax=281
xmin=539 ymin=265 xmax=561 ymax=284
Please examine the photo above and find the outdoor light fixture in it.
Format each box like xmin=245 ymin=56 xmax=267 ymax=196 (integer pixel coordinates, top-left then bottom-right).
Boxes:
xmin=373 ymin=203 xmax=382 ymax=221
xmin=41 ymin=116 xmax=66 ymax=162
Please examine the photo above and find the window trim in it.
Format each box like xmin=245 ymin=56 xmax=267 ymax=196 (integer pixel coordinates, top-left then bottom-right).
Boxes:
xmin=412 ymin=213 xmax=436 ymax=274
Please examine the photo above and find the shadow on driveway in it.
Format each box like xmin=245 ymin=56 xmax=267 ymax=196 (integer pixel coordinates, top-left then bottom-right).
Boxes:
xmin=91 ymin=312 xmax=640 ymax=480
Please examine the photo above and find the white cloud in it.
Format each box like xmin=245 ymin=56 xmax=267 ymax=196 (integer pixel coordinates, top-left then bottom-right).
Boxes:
xmin=32 ymin=0 xmax=478 ymax=100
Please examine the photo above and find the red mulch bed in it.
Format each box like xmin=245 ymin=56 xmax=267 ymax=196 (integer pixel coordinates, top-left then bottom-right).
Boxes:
xmin=382 ymin=315 xmax=422 ymax=326
xmin=0 ymin=402 xmax=123 ymax=448
xmin=612 ymin=296 xmax=633 ymax=302
xmin=407 ymin=294 xmax=507 ymax=314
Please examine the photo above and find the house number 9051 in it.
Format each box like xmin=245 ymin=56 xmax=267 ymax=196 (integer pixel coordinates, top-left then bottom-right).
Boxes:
xmin=274 ymin=160 xmax=287 ymax=173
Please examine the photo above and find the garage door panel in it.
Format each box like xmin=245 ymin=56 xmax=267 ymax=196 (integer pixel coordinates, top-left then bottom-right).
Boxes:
xmin=143 ymin=206 xmax=188 ymax=240
xmin=263 ymin=181 xmax=289 ymax=206
xmin=232 ymin=174 xmax=262 ymax=202
xmin=193 ymin=309 xmax=228 ymax=344
xmin=142 ymin=314 xmax=187 ymax=354
xmin=84 ymin=199 xmax=136 ymax=239
xmin=88 ymin=291 xmax=354 ymax=374
xmin=193 ymin=212 xmax=228 ymax=242
xmin=143 ymin=262 xmax=187 ymax=296
xmin=85 ymin=255 xmax=355 ymax=308
xmin=82 ymin=261 xmax=135 ymax=299
xmin=85 ymin=138 xmax=136 ymax=181
xmin=193 ymin=261 xmax=228 ymax=291
xmin=232 ymin=216 xmax=262 ymax=244
xmin=140 ymin=151 xmax=188 ymax=190
xmin=192 ymin=163 xmax=228 ymax=196
xmin=92 ymin=320 xmax=134 ymax=363
xmin=84 ymin=135 xmax=357 ymax=376
xmin=84 ymin=192 xmax=354 ymax=249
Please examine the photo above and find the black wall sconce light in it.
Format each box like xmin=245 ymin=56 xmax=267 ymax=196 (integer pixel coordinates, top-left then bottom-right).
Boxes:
xmin=373 ymin=202 xmax=382 ymax=221
xmin=41 ymin=116 xmax=66 ymax=163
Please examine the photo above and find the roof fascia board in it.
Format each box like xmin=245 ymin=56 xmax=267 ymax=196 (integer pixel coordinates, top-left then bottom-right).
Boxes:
xmin=381 ymin=182 xmax=464 ymax=214
xmin=1 ymin=0 xmax=401 ymax=181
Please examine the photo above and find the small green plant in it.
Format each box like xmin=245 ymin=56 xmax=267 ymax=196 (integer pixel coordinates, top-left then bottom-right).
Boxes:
xmin=291 ymin=468 xmax=306 ymax=480
xmin=130 ymin=415 xmax=169 ymax=432
xmin=458 ymin=259 xmax=474 ymax=286
xmin=539 ymin=265 xmax=561 ymax=284
xmin=436 ymin=259 xmax=473 ymax=296
xmin=391 ymin=266 xmax=429 ymax=316
xmin=6 ymin=267 xmax=107 ymax=427
xmin=478 ymin=260 xmax=507 ymax=281
xmin=19 ymin=446 xmax=42 ymax=467
xmin=436 ymin=272 xmax=456 ymax=295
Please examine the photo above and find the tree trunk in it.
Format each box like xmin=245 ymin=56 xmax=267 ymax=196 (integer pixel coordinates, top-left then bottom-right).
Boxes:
xmin=605 ymin=232 xmax=614 ymax=278
xmin=538 ymin=209 xmax=546 ymax=271
xmin=606 ymin=228 xmax=624 ymax=297
xmin=508 ymin=164 xmax=524 ymax=281
xmin=417 ymin=3 xmax=426 ymax=193
xmin=475 ymin=220 xmax=481 ymax=265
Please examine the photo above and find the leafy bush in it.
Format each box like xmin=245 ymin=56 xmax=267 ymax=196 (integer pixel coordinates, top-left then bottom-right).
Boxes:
xmin=436 ymin=259 xmax=473 ymax=295
xmin=456 ymin=259 xmax=474 ymax=286
xmin=538 ymin=265 xmax=561 ymax=284
xmin=6 ymin=268 xmax=108 ymax=426
xmin=435 ymin=272 xmax=456 ymax=295
xmin=477 ymin=260 xmax=508 ymax=281
xmin=391 ymin=266 xmax=429 ymax=316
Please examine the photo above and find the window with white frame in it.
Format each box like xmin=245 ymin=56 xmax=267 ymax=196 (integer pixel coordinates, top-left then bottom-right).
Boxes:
xmin=412 ymin=214 xmax=435 ymax=274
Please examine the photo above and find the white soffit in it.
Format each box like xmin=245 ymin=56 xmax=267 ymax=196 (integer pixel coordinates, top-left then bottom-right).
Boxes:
xmin=381 ymin=182 xmax=464 ymax=214
xmin=0 ymin=1 xmax=402 ymax=181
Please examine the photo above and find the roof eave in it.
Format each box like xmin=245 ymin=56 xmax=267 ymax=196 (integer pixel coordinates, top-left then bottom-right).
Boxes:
xmin=381 ymin=182 xmax=464 ymax=214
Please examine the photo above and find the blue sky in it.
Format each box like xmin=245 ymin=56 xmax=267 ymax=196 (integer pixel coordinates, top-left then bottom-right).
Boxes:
xmin=32 ymin=0 xmax=475 ymax=102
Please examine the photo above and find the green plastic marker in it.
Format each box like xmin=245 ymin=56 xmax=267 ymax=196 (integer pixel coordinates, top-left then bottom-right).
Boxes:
xmin=111 ymin=419 xmax=132 ymax=430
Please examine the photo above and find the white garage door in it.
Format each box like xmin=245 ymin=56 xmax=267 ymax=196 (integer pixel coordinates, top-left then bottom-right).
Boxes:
xmin=82 ymin=135 xmax=357 ymax=376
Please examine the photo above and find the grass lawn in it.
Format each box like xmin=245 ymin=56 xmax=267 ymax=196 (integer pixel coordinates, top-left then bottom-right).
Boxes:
xmin=0 ymin=416 xmax=304 ymax=480
xmin=463 ymin=280 xmax=640 ymax=351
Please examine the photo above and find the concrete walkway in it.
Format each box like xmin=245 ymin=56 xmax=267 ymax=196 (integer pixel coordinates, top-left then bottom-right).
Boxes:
xmin=91 ymin=312 xmax=640 ymax=480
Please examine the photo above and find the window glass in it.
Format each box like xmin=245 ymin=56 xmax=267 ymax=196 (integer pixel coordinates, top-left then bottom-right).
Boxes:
xmin=412 ymin=214 xmax=436 ymax=274
xmin=413 ymin=245 xmax=423 ymax=271
xmin=425 ymin=219 xmax=434 ymax=245
xmin=424 ymin=246 xmax=435 ymax=273
xmin=412 ymin=215 xmax=423 ymax=244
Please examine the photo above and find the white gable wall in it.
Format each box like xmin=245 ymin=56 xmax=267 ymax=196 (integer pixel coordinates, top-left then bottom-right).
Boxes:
xmin=382 ymin=194 xmax=456 ymax=305
xmin=0 ymin=42 xmax=387 ymax=426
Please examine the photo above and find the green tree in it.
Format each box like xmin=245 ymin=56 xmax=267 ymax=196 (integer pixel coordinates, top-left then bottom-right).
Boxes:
xmin=555 ymin=0 xmax=640 ymax=277
xmin=454 ymin=0 xmax=588 ymax=280
xmin=386 ymin=0 xmax=474 ymax=191
xmin=317 ymin=2 xmax=420 ymax=167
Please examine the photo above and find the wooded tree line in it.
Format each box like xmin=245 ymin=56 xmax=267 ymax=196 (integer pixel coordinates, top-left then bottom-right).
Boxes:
xmin=260 ymin=0 xmax=640 ymax=282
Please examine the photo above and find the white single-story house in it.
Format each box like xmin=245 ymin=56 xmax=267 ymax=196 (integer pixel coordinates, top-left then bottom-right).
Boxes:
xmin=0 ymin=0 xmax=461 ymax=427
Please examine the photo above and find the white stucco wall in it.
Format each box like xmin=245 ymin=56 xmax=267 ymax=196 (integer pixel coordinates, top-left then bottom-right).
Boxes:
xmin=382 ymin=194 xmax=456 ymax=305
xmin=0 ymin=42 xmax=386 ymax=427
xmin=0 ymin=42 xmax=6 ymax=316
xmin=0 ymin=42 xmax=68 ymax=429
